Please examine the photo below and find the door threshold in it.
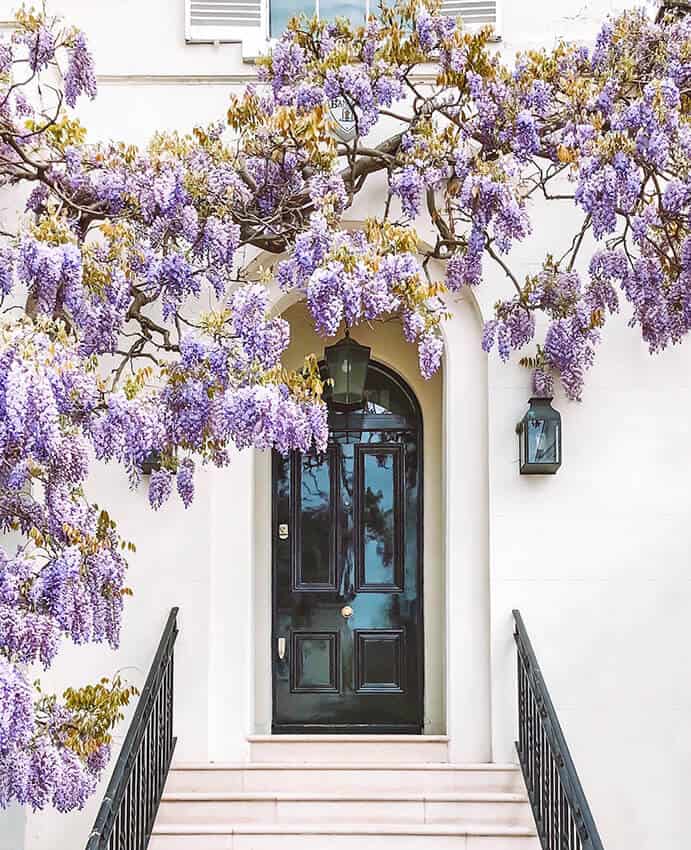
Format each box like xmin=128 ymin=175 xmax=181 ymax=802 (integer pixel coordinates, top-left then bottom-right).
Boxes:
xmin=254 ymin=728 xmax=449 ymax=744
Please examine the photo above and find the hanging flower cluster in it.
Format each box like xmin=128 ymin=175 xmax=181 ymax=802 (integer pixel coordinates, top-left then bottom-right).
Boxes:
xmin=276 ymin=214 xmax=445 ymax=377
xmin=0 ymin=318 xmax=134 ymax=807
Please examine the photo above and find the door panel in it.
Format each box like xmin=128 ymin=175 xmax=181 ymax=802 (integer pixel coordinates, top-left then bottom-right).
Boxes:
xmin=273 ymin=421 xmax=423 ymax=733
xmin=293 ymin=446 xmax=338 ymax=591
xmin=354 ymin=629 xmax=406 ymax=693
xmin=355 ymin=444 xmax=403 ymax=591
xmin=292 ymin=632 xmax=339 ymax=693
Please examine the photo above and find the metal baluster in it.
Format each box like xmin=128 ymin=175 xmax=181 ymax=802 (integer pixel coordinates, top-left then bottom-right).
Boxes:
xmin=531 ymin=692 xmax=542 ymax=808
xmin=550 ymin=748 xmax=557 ymax=850
xmin=140 ymin=749 xmax=145 ymax=848
xmin=542 ymin=734 xmax=549 ymax=850
xmin=547 ymin=744 xmax=553 ymax=849
xmin=554 ymin=750 xmax=560 ymax=850
xmin=531 ymin=687 xmax=537 ymax=806
xmin=167 ymin=655 xmax=174 ymax=753
xmin=141 ymin=722 xmax=149 ymax=841
xmin=123 ymin=780 xmax=130 ymax=850
xmin=130 ymin=775 xmax=135 ymax=849
xmin=520 ymin=662 xmax=525 ymax=764
xmin=154 ymin=688 xmax=162 ymax=820
xmin=161 ymin=664 xmax=167 ymax=774
xmin=536 ymin=701 xmax=544 ymax=834
xmin=148 ymin=716 xmax=155 ymax=839
xmin=163 ymin=668 xmax=169 ymax=774
xmin=131 ymin=754 xmax=137 ymax=850
xmin=556 ymin=750 xmax=560 ymax=848
xmin=559 ymin=784 xmax=568 ymax=850
xmin=543 ymin=720 xmax=549 ymax=841
xmin=155 ymin=683 xmax=162 ymax=806
xmin=528 ymin=675 xmax=534 ymax=806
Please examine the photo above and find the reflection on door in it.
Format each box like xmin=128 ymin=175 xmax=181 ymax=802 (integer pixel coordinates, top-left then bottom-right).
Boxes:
xmin=272 ymin=362 xmax=423 ymax=733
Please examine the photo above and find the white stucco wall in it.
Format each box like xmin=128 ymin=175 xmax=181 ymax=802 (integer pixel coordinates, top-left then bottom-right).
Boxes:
xmin=0 ymin=3 xmax=688 ymax=850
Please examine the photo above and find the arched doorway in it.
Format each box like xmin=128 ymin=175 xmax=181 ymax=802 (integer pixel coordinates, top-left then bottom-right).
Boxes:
xmin=272 ymin=361 xmax=424 ymax=733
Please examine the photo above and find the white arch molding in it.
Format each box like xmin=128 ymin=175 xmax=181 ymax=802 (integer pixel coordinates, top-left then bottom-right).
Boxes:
xmin=206 ymin=244 xmax=492 ymax=762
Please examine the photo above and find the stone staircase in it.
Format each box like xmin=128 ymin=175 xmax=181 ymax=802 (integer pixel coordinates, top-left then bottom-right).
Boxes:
xmin=151 ymin=736 xmax=540 ymax=849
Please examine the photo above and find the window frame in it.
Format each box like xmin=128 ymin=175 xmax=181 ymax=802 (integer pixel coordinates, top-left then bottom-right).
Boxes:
xmin=184 ymin=0 xmax=501 ymax=58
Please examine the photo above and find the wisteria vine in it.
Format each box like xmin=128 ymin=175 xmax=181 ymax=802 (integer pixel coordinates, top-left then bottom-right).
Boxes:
xmin=1 ymin=0 xmax=690 ymax=812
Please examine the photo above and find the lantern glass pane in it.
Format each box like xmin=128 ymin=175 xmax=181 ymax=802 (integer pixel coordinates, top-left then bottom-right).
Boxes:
xmin=519 ymin=424 xmax=526 ymax=468
xmin=345 ymin=351 xmax=368 ymax=405
xmin=330 ymin=354 xmax=353 ymax=404
xmin=325 ymin=338 xmax=370 ymax=407
xmin=527 ymin=418 xmax=560 ymax=465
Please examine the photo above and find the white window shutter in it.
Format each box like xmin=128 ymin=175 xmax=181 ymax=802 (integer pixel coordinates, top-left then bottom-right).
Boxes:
xmin=185 ymin=0 xmax=267 ymax=58
xmin=441 ymin=1 xmax=499 ymax=35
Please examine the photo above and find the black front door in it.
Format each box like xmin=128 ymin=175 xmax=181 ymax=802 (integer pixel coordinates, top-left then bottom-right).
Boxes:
xmin=272 ymin=363 xmax=423 ymax=733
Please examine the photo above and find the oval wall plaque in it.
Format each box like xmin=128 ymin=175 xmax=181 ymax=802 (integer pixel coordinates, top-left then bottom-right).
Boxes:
xmin=328 ymin=95 xmax=357 ymax=142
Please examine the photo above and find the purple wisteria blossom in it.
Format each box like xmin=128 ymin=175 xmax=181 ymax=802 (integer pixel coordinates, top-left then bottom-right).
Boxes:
xmin=276 ymin=214 xmax=443 ymax=369
xmin=2 ymin=0 xmax=691 ymax=814
xmin=64 ymin=31 xmax=97 ymax=107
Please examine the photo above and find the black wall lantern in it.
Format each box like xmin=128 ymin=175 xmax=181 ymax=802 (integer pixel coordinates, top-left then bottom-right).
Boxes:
xmin=516 ymin=397 xmax=562 ymax=474
xmin=324 ymin=330 xmax=371 ymax=409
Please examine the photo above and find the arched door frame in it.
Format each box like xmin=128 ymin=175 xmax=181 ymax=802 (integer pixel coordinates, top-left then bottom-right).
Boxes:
xmin=205 ymin=242 xmax=491 ymax=759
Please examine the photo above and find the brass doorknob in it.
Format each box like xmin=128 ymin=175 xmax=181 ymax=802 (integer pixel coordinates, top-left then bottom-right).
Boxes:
xmin=341 ymin=605 xmax=354 ymax=618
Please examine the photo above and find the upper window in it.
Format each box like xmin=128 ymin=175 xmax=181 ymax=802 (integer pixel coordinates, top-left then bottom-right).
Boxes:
xmin=361 ymin=364 xmax=418 ymax=422
xmin=187 ymin=0 xmax=262 ymax=37
xmin=270 ymin=0 xmax=497 ymax=38
xmin=185 ymin=0 xmax=498 ymax=55
xmin=440 ymin=1 xmax=497 ymax=29
xmin=271 ymin=0 xmax=367 ymax=39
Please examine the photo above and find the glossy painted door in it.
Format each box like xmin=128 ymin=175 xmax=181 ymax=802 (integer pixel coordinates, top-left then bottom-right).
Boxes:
xmin=272 ymin=364 xmax=423 ymax=733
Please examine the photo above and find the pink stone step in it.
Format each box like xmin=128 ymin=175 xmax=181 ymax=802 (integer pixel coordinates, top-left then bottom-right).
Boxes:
xmin=156 ymin=742 xmax=537 ymax=848
xmin=150 ymin=822 xmax=541 ymax=850
xmin=166 ymin=762 xmax=524 ymax=794
xmin=157 ymin=791 xmax=532 ymax=827
xmin=247 ymin=734 xmax=450 ymax=764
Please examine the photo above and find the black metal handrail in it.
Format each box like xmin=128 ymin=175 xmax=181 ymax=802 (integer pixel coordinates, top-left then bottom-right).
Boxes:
xmin=513 ymin=610 xmax=604 ymax=850
xmin=86 ymin=607 xmax=179 ymax=850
